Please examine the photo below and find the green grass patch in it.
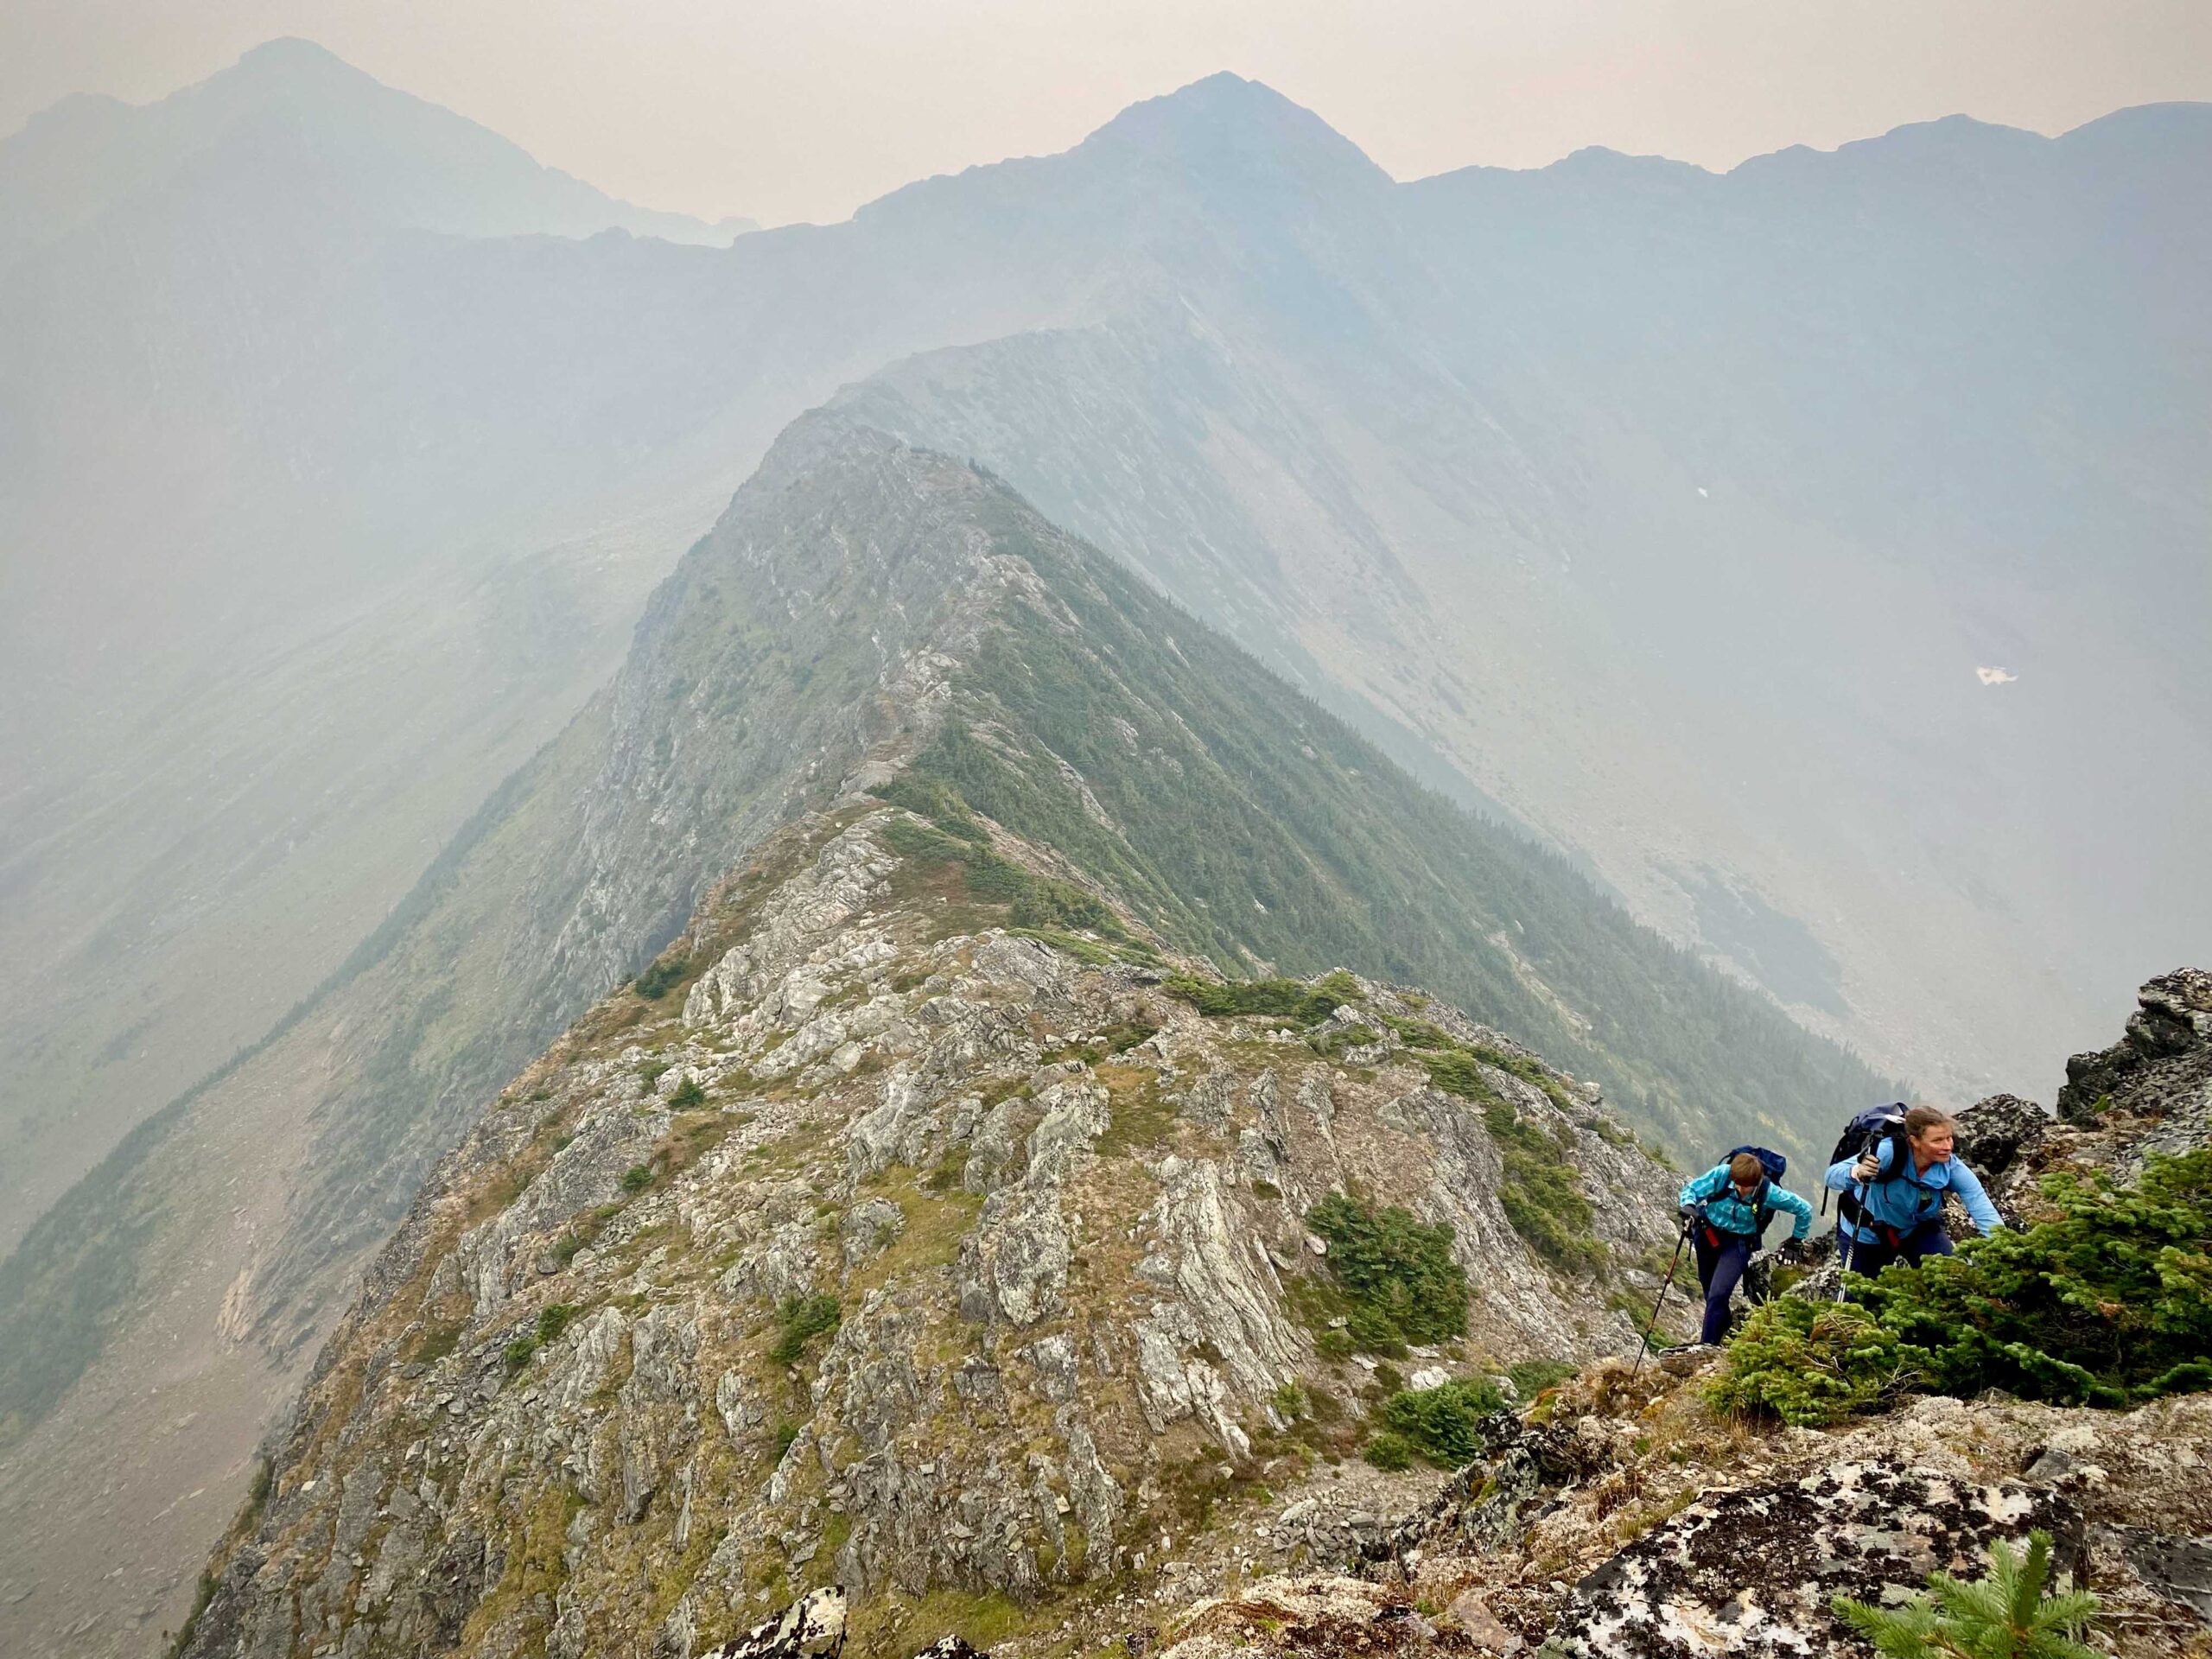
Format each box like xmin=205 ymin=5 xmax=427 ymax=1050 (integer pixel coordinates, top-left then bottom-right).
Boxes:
xmin=1095 ymin=1063 xmax=1180 ymax=1157
xmin=877 ymin=804 xmax=1128 ymax=941
xmin=1483 ymin=1101 xmax=1605 ymax=1275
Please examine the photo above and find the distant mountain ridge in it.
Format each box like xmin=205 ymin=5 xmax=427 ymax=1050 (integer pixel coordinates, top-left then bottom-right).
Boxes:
xmin=0 ymin=37 xmax=751 ymax=270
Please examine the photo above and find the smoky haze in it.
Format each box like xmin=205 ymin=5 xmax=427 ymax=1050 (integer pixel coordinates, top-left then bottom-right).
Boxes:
xmin=0 ymin=22 xmax=2207 ymax=1657
xmin=5 ymin=1 xmax=2212 ymax=225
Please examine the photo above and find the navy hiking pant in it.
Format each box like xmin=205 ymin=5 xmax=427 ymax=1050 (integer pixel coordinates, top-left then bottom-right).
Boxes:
xmin=1692 ymin=1228 xmax=1757 ymax=1344
xmin=1841 ymin=1217 xmax=1951 ymax=1294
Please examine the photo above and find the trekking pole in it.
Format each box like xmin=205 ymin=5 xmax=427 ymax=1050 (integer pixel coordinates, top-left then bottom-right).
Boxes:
xmin=1834 ymin=1178 xmax=1866 ymax=1304
xmin=1631 ymin=1217 xmax=1691 ymax=1378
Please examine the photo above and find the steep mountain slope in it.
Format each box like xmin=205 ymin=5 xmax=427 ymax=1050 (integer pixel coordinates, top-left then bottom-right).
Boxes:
xmin=0 ymin=423 xmax=1883 ymax=1655
xmin=170 ymin=808 xmax=1680 ymax=1659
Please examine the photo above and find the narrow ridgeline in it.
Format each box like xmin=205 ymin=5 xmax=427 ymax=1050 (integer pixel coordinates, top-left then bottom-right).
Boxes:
xmin=177 ymin=800 xmax=1681 ymax=1656
xmin=10 ymin=415 xmax=1889 ymax=1653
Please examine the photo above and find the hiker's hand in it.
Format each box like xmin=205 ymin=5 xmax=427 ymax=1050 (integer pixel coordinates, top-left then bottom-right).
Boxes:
xmin=1777 ymin=1239 xmax=1806 ymax=1265
xmin=1852 ymin=1155 xmax=1880 ymax=1182
xmin=1676 ymin=1205 xmax=1698 ymax=1230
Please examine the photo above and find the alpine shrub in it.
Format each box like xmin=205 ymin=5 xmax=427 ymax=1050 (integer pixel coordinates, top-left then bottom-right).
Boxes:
xmin=769 ymin=1294 xmax=841 ymax=1366
xmin=1378 ymin=1377 xmax=1506 ymax=1466
xmin=1859 ymin=1147 xmax=2212 ymax=1408
xmin=1363 ymin=1430 xmax=1414 ymax=1471
xmin=1832 ymin=1530 xmax=2102 ymax=1659
xmin=633 ymin=955 xmax=688 ymax=1000
xmin=1306 ymin=1192 xmax=1469 ymax=1349
xmin=1706 ymin=1299 xmax=1921 ymax=1427
xmin=1719 ymin=1149 xmax=2212 ymax=1421
xmin=1165 ymin=976 xmax=1342 ymax=1027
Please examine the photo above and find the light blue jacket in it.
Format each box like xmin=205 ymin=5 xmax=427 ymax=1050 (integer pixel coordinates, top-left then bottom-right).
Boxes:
xmin=1824 ymin=1140 xmax=2004 ymax=1242
xmin=1678 ymin=1165 xmax=1813 ymax=1241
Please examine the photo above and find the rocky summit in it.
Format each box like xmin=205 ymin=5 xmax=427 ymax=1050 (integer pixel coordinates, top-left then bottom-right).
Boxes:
xmin=175 ymin=801 xmax=1678 ymax=1657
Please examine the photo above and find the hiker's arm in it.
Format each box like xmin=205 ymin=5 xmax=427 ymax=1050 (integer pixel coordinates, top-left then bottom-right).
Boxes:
xmin=1772 ymin=1185 xmax=1815 ymax=1239
xmin=1948 ymin=1160 xmax=2005 ymax=1233
xmin=1678 ymin=1166 xmax=1724 ymax=1208
xmin=1823 ymin=1157 xmax=1859 ymax=1193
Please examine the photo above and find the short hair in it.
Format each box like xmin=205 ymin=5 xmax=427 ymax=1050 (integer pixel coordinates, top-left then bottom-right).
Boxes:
xmin=1904 ymin=1105 xmax=1956 ymax=1139
xmin=1727 ymin=1152 xmax=1764 ymax=1185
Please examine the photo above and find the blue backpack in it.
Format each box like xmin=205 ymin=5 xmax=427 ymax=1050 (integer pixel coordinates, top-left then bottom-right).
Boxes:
xmin=1705 ymin=1144 xmax=1788 ymax=1235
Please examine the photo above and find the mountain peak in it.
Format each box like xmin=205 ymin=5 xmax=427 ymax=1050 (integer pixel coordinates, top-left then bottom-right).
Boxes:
xmin=1081 ymin=71 xmax=1389 ymax=188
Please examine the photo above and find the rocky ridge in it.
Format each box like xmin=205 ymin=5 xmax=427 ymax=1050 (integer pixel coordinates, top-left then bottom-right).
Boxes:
xmin=1101 ymin=968 xmax=2212 ymax=1659
xmin=177 ymin=798 xmax=1678 ymax=1657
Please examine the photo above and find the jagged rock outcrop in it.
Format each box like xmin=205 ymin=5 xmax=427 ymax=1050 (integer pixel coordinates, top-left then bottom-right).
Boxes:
xmin=1946 ymin=968 xmax=2212 ymax=1224
xmin=177 ymin=804 xmax=1677 ymax=1658
xmin=2058 ymin=968 xmax=2212 ymax=1133
xmin=702 ymin=1588 xmax=848 ymax=1659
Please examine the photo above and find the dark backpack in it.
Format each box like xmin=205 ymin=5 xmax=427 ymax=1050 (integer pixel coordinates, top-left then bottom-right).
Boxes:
xmin=1702 ymin=1145 xmax=1788 ymax=1236
xmin=1821 ymin=1104 xmax=1911 ymax=1224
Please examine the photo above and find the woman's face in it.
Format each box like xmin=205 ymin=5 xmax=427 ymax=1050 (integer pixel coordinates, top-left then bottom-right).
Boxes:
xmin=1731 ymin=1177 xmax=1761 ymax=1202
xmin=1912 ymin=1124 xmax=1956 ymax=1163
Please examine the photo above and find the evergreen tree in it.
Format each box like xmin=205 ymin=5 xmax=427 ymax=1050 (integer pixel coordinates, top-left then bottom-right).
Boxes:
xmin=1832 ymin=1531 xmax=2105 ymax=1659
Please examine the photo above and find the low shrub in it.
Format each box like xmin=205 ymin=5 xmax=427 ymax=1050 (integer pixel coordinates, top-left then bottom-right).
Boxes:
xmin=1859 ymin=1147 xmax=2212 ymax=1408
xmin=1723 ymin=1149 xmax=2212 ymax=1426
xmin=634 ymin=955 xmax=690 ymax=1001
xmin=1306 ymin=1192 xmax=1469 ymax=1350
xmin=1378 ymin=1377 xmax=1505 ymax=1466
xmin=1165 ymin=976 xmax=1342 ymax=1026
xmin=1706 ymin=1298 xmax=1922 ymax=1426
xmin=535 ymin=1303 xmax=578 ymax=1344
xmin=769 ymin=1294 xmax=841 ymax=1366
xmin=1363 ymin=1430 xmax=1414 ymax=1471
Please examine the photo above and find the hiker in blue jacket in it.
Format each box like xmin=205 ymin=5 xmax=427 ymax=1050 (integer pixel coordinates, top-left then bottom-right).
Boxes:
xmin=1677 ymin=1151 xmax=1815 ymax=1344
xmin=1826 ymin=1104 xmax=2003 ymax=1286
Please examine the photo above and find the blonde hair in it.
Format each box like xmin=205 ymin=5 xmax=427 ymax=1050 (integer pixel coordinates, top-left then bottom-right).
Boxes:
xmin=1904 ymin=1104 xmax=1956 ymax=1140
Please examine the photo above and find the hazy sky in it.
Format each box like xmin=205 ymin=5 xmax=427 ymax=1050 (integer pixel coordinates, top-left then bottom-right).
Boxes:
xmin=7 ymin=0 xmax=2211 ymax=226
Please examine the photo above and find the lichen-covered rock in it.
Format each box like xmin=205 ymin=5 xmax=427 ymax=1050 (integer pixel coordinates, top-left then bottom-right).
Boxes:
xmin=178 ymin=805 xmax=1677 ymax=1659
xmin=701 ymin=1587 xmax=847 ymax=1659
xmin=1549 ymin=1459 xmax=2079 ymax=1656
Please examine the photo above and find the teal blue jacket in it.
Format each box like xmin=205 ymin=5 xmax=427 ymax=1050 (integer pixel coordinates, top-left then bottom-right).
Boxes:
xmin=1678 ymin=1165 xmax=1814 ymax=1241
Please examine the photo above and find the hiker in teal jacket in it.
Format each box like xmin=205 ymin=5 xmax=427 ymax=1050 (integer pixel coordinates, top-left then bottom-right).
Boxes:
xmin=1826 ymin=1104 xmax=2002 ymax=1287
xmin=1678 ymin=1151 xmax=1815 ymax=1344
